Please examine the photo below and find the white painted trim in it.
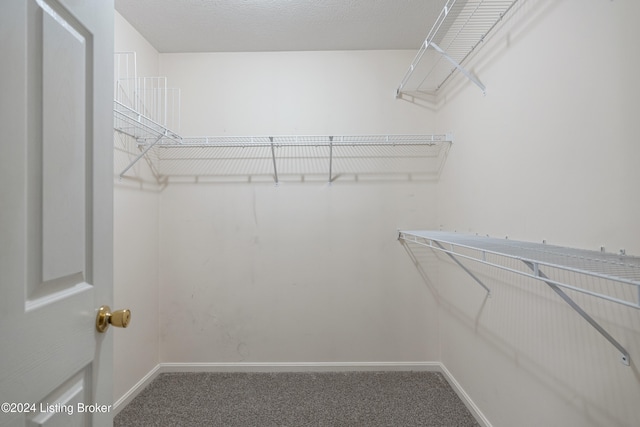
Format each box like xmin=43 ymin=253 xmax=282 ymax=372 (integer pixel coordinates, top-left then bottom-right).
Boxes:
xmin=112 ymin=364 xmax=161 ymax=416
xmin=158 ymin=361 xmax=441 ymax=373
xmin=113 ymin=361 xmax=491 ymax=427
xmin=439 ymin=363 xmax=493 ymax=427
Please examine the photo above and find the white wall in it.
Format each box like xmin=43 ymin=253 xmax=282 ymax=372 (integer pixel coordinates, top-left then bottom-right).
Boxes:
xmin=159 ymin=50 xmax=436 ymax=136
xmin=114 ymin=11 xmax=159 ymax=79
xmin=433 ymin=1 xmax=640 ymax=426
xmin=159 ymin=182 xmax=438 ymax=363
xmin=113 ymin=11 xmax=161 ymax=403
xmin=156 ymin=50 xmax=441 ymax=364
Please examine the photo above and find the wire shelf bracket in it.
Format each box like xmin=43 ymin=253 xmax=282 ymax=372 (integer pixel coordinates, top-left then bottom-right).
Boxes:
xmin=522 ymin=261 xmax=630 ymax=366
xmin=398 ymin=230 xmax=640 ymax=366
xmin=428 ymin=41 xmax=486 ymax=95
xmin=269 ymin=136 xmax=279 ymax=185
xmin=433 ymin=240 xmax=491 ymax=295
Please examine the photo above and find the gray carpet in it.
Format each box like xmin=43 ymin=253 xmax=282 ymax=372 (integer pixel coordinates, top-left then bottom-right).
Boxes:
xmin=114 ymin=371 xmax=480 ymax=426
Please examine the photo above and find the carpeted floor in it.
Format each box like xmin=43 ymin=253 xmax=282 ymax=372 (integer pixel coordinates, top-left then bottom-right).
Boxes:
xmin=114 ymin=371 xmax=480 ymax=426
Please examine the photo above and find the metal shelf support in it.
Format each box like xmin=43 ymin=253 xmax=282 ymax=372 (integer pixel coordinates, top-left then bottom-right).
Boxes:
xmin=433 ymin=240 xmax=491 ymax=295
xmin=523 ymin=261 xmax=630 ymax=366
xmin=119 ymin=132 xmax=164 ymax=178
xmin=328 ymin=136 xmax=334 ymax=184
xmin=429 ymin=41 xmax=486 ymax=95
xmin=269 ymin=136 xmax=279 ymax=185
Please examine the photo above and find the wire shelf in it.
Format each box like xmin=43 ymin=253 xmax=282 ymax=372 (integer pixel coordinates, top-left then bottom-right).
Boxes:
xmin=114 ymin=101 xmax=452 ymax=182
xmin=134 ymin=134 xmax=450 ymax=148
xmin=399 ymin=230 xmax=639 ymax=365
xmin=397 ymin=0 xmax=519 ymax=97
xmin=114 ymin=100 xmax=181 ymax=142
xmin=114 ymin=52 xmax=181 ymax=131
xmin=399 ymin=230 xmax=640 ymax=309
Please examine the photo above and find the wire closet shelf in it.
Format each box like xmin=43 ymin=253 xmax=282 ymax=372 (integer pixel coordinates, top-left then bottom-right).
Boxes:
xmin=114 ymin=100 xmax=453 ymax=183
xmin=399 ymin=230 xmax=640 ymax=365
xmin=399 ymin=230 xmax=640 ymax=309
xmin=396 ymin=0 xmax=519 ymax=98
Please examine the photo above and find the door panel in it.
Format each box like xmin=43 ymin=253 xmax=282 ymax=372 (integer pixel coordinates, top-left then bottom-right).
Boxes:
xmin=0 ymin=0 xmax=114 ymax=426
xmin=41 ymin=0 xmax=87 ymax=285
xmin=28 ymin=369 xmax=91 ymax=427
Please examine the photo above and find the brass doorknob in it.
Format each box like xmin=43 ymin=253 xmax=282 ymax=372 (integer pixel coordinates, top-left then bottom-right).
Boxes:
xmin=96 ymin=305 xmax=131 ymax=333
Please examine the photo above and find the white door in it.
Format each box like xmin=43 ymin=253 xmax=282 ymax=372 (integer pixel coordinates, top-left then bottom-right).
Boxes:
xmin=0 ymin=0 xmax=115 ymax=426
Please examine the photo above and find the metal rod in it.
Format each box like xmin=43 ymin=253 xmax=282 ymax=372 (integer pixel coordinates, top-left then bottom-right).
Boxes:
xmin=270 ymin=137 xmax=279 ymax=184
xmin=120 ymin=133 xmax=165 ymax=178
xmin=429 ymin=41 xmax=486 ymax=94
xmin=433 ymin=241 xmax=491 ymax=295
xmin=523 ymin=261 xmax=630 ymax=366
xmin=328 ymin=136 xmax=333 ymax=183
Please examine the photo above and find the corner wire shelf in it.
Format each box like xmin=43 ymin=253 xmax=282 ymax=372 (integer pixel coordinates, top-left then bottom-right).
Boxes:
xmin=398 ymin=230 xmax=640 ymax=366
xmin=114 ymin=101 xmax=453 ymax=184
xmin=396 ymin=0 xmax=519 ymax=98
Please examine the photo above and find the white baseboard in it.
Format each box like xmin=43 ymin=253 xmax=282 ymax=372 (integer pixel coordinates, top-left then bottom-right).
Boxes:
xmin=113 ymin=361 xmax=491 ymax=427
xmin=439 ymin=363 xmax=493 ymax=427
xmin=112 ymin=364 xmax=161 ymax=415
xmin=158 ymin=361 xmax=441 ymax=373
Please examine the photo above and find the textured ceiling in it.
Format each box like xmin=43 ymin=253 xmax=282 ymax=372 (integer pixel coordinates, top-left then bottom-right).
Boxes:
xmin=114 ymin=0 xmax=448 ymax=53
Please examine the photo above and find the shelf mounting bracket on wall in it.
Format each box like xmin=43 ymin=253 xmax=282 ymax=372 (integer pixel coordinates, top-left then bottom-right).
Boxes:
xmin=120 ymin=132 xmax=165 ymax=178
xmin=428 ymin=41 xmax=486 ymax=95
xmin=398 ymin=230 xmax=640 ymax=366
xmin=328 ymin=136 xmax=334 ymax=184
xmin=522 ymin=261 xmax=630 ymax=366
xmin=269 ymin=136 xmax=279 ymax=185
xmin=432 ymin=240 xmax=491 ymax=295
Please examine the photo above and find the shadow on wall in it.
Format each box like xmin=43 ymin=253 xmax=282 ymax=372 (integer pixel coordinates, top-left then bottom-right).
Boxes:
xmin=400 ymin=240 xmax=640 ymax=427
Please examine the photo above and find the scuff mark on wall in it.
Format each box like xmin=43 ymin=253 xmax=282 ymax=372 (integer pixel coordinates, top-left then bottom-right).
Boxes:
xmin=236 ymin=342 xmax=250 ymax=361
